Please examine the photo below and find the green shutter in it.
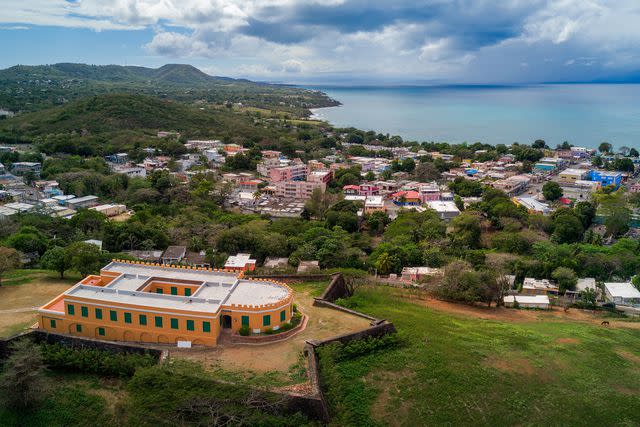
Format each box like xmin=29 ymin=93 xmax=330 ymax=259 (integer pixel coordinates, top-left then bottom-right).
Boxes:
xmin=171 ymin=286 xmax=178 ymax=295
xmin=76 ymin=324 xmax=82 ymax=332
xmin=124 ymin=313 xmax=132 ymax=324
xmin=95 ymin=308 xmax=103 ymax=319
xmin=50 ymin=319 xmax=56 ymax=328
xmin=186 ymin=320 xmax=194 ymax=331
xmin=98 ymin=327 xmax=105 ymax=336
xmin=203 ymin=321 xmax=211 ymax=333
xmin=241 ymin=316 xmax=250 ymax=326
xmin=81 ymin=306 xmax=88 ymax=317
xmin=156 ymin=288 xmax=163 ymax=294
xmin=263 ymin=315 xmax=271 ymax=326
xmin=110 ymin=310 xmax=118 ymax=321
xmin=139 ymin=314 xmax=147 ymax=325
xmin=170 ymin=318 xmax=179 ymax=329
xmin=185 ymin=288 xmax=192 ymax=296
xmin=155 ymin=316 xmax=163 ymax=328
xmin=67 ymin=304 xmax=75 ymax=315
xmin=280 ymin=310 xmax=286 ymax=322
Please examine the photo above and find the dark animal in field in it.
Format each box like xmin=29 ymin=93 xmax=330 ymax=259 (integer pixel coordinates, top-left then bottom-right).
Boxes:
xmin=601 ymin=321 xmax=610 ymax=326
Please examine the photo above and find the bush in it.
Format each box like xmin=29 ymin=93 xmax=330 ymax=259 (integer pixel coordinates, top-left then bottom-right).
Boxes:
xmin=292 ymin=303 xmax=298 ymax=313
xmin=40 ymin=343 xmax=156 ymax=377
xmin=263 ymin=327 xmax=274 ymax=335
xmin=238 ymin=325 xmax=251 ymax=336
xmin=280 ymin=322 xmax=293 ymax=332
xmin=291 ymin=311 xmax=303 ymax=327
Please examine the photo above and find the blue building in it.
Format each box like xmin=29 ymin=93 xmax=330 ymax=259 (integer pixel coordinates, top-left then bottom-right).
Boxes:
xmin=589 ymin=170 xmax=622 ymax=188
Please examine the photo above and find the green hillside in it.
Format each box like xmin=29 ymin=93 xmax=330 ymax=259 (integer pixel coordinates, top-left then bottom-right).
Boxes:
xmin=0 ymin=63 xmax=337 ymax=113
xmin=0 ymin=93 xmax=294 ymax=155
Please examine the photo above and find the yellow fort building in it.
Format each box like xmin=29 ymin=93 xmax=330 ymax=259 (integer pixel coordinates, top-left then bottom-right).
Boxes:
xmin=37 ymin=260 xmax=294 ymax=346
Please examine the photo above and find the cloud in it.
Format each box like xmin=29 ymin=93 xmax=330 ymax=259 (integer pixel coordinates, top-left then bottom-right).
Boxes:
xmin=4 ymin=0 xmax=640 ymax=82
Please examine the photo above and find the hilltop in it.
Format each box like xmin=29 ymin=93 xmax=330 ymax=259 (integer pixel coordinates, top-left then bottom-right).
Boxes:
xmin=0 ymin=63 xmax=337 ymax=113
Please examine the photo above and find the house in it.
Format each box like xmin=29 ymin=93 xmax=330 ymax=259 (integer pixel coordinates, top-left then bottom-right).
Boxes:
xmin=185 ymin=251 xmax=210 ymax=268
xmin=11 ymin=162 xmax=41 ymax=177
xmin=401 ymin=267 xmax=442 ymax=282
xmin=123 ymin=250 xmax=163 ymax=263
xmin=504 ymin=295 xmax=550 ymax=309
xmin=274 ymin=180 xmax=325 ymax=200
xmin=90 ymin=204 xmax=127 ymax=217
xmin=308 ymin=170 xmax=332 ymax=184
xmin=604 ymin=282 xmax=640 ymax=306
xmin=37 ymin=261 xmax=294 ymax=346
xmin=590 ymin=170 xmax=622 ymax=188
xmin=426 ymin=201 xmax=460 ymax=221
xmin=513 ymin=197 xmax=551 ymax=215
xmin=67 ymin=195 xmax=100 ymax=210
xmin=224 ymin=253 xmax=256 ymax=272
xmin=565 ymin=278 xmax=598 ymax=300
xmin=391 ymin=190 xmax=421 ymax=205
xmin=364 ymin=196 xmax=386 ymax=214
xmin=263 ymin=257 xmax=289 ymax=269
xmin=418 ymin=183 xmax=441 ymax=202
xmin=297 ymin=260 xmax=319 ymax=273
xmin=162 ymin=246 xmax=187 ymax=265
xmin=269 ymin=161 xmax=307 ymax=182
xmin=522 ymin=278 xmax=559 ymax=295
xmin=558 ymin=168 xmax=588 ymax=185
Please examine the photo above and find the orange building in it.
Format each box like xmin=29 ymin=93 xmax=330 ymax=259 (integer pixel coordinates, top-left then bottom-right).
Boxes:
xmin=37 ymin=260 xmax=294 ymax=347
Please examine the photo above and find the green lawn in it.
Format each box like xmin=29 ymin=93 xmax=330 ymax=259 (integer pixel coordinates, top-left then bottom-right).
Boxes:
xmin=320 ymin=287 xmax=640 ymax=426
xmin=1 ymin=269 xmax=80 ymax=287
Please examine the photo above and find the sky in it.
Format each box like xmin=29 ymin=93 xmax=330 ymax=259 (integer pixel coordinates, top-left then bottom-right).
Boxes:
xmin=2 ymin=0 xmax=640 ymax=84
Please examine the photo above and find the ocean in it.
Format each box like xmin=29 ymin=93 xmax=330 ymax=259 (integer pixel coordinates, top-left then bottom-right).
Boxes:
xmin=307 ymin=84 xmax=640 ymax=149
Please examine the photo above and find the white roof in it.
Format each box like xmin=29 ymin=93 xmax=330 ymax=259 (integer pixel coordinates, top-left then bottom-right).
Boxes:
xmin=576 ymin=278 xmax=596 ymax=291
xmin=59 ymin=262 xmax=288 ymax=314
xmin=224 ymin=253 xmax=256 ymax=268
xmin=560 ymin=168 xmax=586 ymax=176
xmin=504 ymin=295 xmax=550 ymax=304
xmin=427 ymin=200 xmax=460 ymax=213
xmin=604 ymin=282 xmax=640 ymax=299
xmin=365 ymin=195 xmax=384 ymax=207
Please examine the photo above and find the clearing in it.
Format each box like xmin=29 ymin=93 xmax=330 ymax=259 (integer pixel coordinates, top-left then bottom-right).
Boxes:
xmin=0 ymin=270 xmax=76 ymax=337
xmin=320 ymin=285 xmax=640 ymax=426
xmin=169 ymin=281 xmax=371 ymax=379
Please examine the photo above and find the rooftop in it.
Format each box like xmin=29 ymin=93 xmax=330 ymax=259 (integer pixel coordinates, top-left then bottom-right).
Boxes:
xmin=44 ymin=261 xmax=290 ymax=315
xmin=604 ymin=282 xmax=640 ymax=299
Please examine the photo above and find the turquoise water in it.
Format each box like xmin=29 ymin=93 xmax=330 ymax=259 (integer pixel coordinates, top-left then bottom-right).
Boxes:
xmin=307 ymin=84 xmax=640 ymax=149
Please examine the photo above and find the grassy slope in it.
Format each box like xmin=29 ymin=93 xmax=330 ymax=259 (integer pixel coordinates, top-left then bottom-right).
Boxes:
xmin=323 ymin=287 xmax=640 ymax=426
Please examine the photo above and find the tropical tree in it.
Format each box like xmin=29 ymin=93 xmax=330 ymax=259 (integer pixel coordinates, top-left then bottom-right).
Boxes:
xmin=598 ymin=142 xmax=612 ymax=153
xmin=0 ymin=339 xmax=47 ymax=409
xmin=40 ymin=246 xmax=71 ymax=279
xmin=542 ymin=181 xmax=563 ymax=201
xmin=66 ymin=242 xmax=102 ymax=276
xmin=0 ymin=246 xmax=21 ymax=286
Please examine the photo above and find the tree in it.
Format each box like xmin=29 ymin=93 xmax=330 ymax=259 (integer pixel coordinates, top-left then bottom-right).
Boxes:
xmin=630 ymin=148 xmax=639 ymax=158
xmin=0 ymin=246 xmax=21 ymax=286
xmin=532 ymin=139 xmax=547 ymax=149
xmin=598 ymin=142 xmax=612 ymax=153
xmin=450 ymin=213 xmax=481 ymax=249
xmin=551 ymin=210 xmax=584 ymax=244
xmin=551 ymin=266 xmax=577 ymax=293
xmin=414 ymin=161 xmax=440 ymax=182
xmin=66 ymin=242 xmax=102 ymax=276
xmin=580 ymin=287 xmax=597 ymax=308
xmin=542 ymin=181 xmax=562 ymax=201
xmin=0 ymin=339 xmax=47 ymax=409
xmin=41 ymin=246 xmax=72 ymax=279
xmin=574 ymin=201 xmax=597 ymax=229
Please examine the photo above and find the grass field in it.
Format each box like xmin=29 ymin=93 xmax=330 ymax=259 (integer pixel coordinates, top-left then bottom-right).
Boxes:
xmin=0 ymin=270 xmax=78 ymax=337
xmin=321 ymin=286 xmax=640 ymax=426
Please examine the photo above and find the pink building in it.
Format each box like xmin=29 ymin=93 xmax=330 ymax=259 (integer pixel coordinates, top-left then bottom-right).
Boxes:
xmin=418 ymin=183 xmax=441 ymax=203
xmin=342 ymin=184 xmax=379 ymax=196
xmin=308 ymin=170 xmax=333 ymax=184
xmin=269 ymin=162 xmax=308 ymax=182
xmin=275 ymin=180 xmax=326 ymax=199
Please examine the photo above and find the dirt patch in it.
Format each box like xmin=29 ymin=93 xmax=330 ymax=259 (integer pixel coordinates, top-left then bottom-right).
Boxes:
xmin=614 ymin=385 xmax=640 ymax=396
xmin=555 ymin=337 xmax=581 ymax=344
xmin=617 ymin=350 xmax=640 ymax=365
xmin=0 ymin=276 xmax=73 ymax=337
xmin=486 ymin=357 xmax=536 ymax=376
xmin=169 ymin=286 xmax=371 ymax=374
xmin=388 ymin=288 xmax=640 ymax=330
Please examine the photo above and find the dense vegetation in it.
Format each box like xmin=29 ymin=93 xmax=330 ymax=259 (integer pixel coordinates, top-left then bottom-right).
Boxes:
xmin=0 ymin=63 xmax=337 ymax=113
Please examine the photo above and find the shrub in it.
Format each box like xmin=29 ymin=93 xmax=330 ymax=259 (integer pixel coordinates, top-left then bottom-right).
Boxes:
xmin=40 ymin=343 xmax=156 ymax=377
xmin=290 ymin=311 xmax=303 ymax=327
xmin=238 ymin=325 xmax=251 ymax=336
xmin=263 ymin=327 xmax=274 ymax=335
xmin=292 ymin=304 xmax=298 ymax=313
xmin=280 ymin=322 xmax=293 ymax=332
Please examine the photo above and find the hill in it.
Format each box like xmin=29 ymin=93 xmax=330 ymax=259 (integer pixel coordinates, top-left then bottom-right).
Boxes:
xmin=0 ymin=93 xmax=290 ymax=155
xmin=0 ymin=63 xmax=337 ymax=113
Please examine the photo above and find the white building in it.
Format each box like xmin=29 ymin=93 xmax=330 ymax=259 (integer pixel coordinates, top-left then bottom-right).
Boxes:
xmin=426 ymin=200 xmax=460 ymax=220
xmin=504 ymin=295 xmax=550 ymax=309
xmin=604 ymin=282 xmax=640 ymax=306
